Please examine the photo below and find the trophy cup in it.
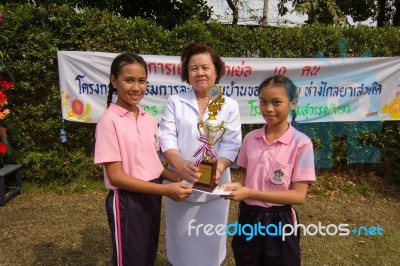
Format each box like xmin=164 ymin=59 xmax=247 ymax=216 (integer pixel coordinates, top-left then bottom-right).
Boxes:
xmin=193 ymin=84 xmax=226 ymax=192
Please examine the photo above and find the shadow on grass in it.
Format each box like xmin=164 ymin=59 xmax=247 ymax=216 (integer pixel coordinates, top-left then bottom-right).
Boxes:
xmin=33 ymin=225 xmax=111 ymax=265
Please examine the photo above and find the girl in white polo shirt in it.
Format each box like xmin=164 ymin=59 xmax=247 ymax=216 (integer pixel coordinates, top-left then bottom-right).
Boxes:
xmin=221 ymin=75 xmax=316 ymax=266
xmin=94 ymin=53 xmax=192 ymax=266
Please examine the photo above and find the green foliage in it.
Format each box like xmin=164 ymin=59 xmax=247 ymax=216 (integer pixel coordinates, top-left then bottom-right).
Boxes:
xmin=4 ymin=0 xmax=211 ymax=30
xmin=359 ymin=121 xmax=400 ymax=183
xmin=279 ymin=0 xmax=399 ymax=27
xmin=0 ymin=3 xmax=399 ymax=184
xmin=294 ymin=0 xmax=346 ymax=25
xmin=21 ymin=146 xmax=102 ymax=184
xmin=355 ymin=181 xmax=371 ymax=195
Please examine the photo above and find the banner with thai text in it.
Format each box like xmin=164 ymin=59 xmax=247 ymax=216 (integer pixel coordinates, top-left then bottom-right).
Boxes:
xmin=57 ymin=51 xmax=400 ymax=124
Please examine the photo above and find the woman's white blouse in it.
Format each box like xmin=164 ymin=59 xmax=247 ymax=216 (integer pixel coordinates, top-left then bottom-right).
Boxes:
xmin=159 ymin=88 xmax=242 ymax=201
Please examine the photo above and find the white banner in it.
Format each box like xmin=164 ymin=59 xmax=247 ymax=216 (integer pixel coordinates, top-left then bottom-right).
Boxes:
xmin=57 ymin=51 xmax=400 ymax=124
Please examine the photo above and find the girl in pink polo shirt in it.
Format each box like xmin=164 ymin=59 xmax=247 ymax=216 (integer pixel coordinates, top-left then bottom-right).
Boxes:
xmin=221 ymin=75 xmax=316 ymax=266
xmin=94 ymin=53 xmax=192 ymax=266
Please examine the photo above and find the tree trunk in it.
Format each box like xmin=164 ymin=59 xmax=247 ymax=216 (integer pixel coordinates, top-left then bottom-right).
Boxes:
xmin=393 ymin=0 xmax=400 ymax=26
xmin=226 ymin=0 xmax=239 ymax=25
xmin=376 ymin=0 xmax=388 ymax=27
xmin=260 ymin=0 xmax=269 ymax=26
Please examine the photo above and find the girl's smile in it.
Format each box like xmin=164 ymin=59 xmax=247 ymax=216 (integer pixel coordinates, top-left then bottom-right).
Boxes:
xmin=111 ymin=63 xmax=147 ymax=113
xmin=259 ymin=85 xmax=291 ymax=128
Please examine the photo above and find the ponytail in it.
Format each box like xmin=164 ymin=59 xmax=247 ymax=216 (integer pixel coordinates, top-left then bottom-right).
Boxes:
xmin=106 ymin=83 xmax=115 ymax=108
xmin=291 ymin=109 xmax=301 ymax=131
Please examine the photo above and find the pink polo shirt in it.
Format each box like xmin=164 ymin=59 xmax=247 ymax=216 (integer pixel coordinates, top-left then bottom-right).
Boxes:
xmin=94 ymin=103 xmax=164 ymax=190
xmin=237 ymin=124 xmax=316 ymax=208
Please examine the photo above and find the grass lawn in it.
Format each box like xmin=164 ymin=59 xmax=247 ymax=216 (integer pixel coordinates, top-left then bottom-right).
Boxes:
xmin=0 ymin=168 xmax=399 ymax=265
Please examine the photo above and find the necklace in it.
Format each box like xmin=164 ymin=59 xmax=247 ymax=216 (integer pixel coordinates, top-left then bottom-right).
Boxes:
xmin=197 ymin=98 xmax=210 ymax=110
xmin=198 ymin=102 xmax=207 ymax=109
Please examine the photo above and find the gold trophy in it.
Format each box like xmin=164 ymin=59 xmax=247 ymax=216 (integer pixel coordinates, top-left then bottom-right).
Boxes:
xmin=193 ymin=84 xmax=226 ymax=192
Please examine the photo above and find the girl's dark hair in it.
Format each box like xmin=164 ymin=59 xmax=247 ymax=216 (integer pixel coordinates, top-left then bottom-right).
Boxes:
xmin=106 ymin=53 xmax=148 ymax=108
xmin=180 ymin=43 xmax=225 ymax=84
xmin=258 ymin=75 xmax=300 ymax=130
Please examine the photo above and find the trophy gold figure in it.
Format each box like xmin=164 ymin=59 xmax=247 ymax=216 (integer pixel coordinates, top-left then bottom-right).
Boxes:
xmin=193 ymin=84 xmax=226 ymax=192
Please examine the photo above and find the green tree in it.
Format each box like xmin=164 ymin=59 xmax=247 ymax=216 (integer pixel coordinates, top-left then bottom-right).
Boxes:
xmin=394 ymin=0 xmax=400 ymax=26
xmin=3 ymin=0 xmax=212 ymax=29
xmin=277 ymin=0 xmax=346 ymax=25
xmin=339 ymin=0 xmax=400 ymax=26
xmin=375 ymin=0 xmax=400 ymax=27
xmin=278 ymin=0 xmax=400 ymax=27
xmin=338 ymin=0 xmax=376 ymax=23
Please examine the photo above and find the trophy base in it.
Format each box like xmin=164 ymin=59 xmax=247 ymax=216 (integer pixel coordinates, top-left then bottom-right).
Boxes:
xmin=192 ymin=181 xmax=218 ymax=193
xmin=193 ymin=160 xmax=218 ymax=193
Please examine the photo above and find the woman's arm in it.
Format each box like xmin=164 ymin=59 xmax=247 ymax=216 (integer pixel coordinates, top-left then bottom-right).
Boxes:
xmin=215 ymin=157 xmax=232 ymax=182
xmin=161 ymin=167 xmax=182 ymax=182
xmin=163 ymin=149 xmax=199 ymax=183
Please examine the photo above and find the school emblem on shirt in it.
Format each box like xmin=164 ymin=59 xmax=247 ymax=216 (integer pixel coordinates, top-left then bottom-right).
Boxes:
xmin=270 ymin=169 xmax=284 ymax=185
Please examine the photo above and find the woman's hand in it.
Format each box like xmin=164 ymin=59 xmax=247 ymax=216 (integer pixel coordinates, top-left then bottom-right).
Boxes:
xmin=162 ymin=149 xmax=201 ymax=183
xmin=175 ymin=160 xmax=200 ymax=183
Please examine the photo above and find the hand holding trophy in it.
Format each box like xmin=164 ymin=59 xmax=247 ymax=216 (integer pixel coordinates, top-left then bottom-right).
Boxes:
xmin=193 ymin=84 xmax=226 ymax=192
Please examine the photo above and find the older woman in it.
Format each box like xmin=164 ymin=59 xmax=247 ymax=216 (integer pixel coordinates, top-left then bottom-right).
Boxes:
xmin=159 ymin=43 xmax=242 ymax=266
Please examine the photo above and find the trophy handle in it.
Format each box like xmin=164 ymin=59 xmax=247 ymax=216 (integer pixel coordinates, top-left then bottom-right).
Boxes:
xmin=211 ymin=121 xmax=226 ymax=146
xmin=197 ymin=118 xmax=205 ymax=136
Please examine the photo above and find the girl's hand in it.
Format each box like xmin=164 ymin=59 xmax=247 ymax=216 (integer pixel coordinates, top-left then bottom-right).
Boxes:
xmin=164 ymin=182 xmax=192 ymax=202
xmin=220 ymin=182 xmax=250 ymax=202
xmin=225 ymin=186 xmax=251 ymax=202
xmin=219 ymin=182 xmax=242 ymax=191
